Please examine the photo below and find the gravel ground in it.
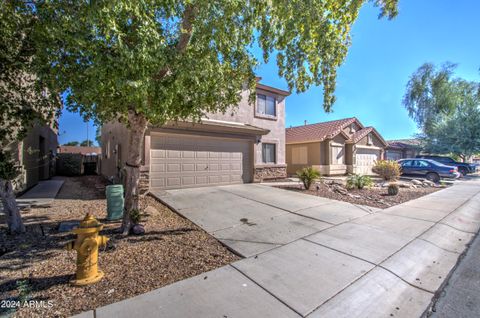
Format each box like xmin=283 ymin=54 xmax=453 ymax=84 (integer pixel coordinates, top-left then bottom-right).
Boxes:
xmin=0 ymin=176 xmax=239 ymax=318
xmin=278 ymin=182 xmax=441 ymax=209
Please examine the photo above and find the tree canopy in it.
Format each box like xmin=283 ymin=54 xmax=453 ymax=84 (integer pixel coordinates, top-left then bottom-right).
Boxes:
xmin=63 ymin=141 xmax=80 ymax=146
xmin=403 ymin=63 xmax=480 ymax=159
xmin=80 ymin=139 xmax=94 ymax=147
xmin=34 ymin=0 xmax=398 ymax=125
xmin=0 ymin=1 xmax=60 ymax=234
xmin=0 ymin=1 xmax=59 ymax=150
xmin=30 ymin=0 xmax=399 ymax=233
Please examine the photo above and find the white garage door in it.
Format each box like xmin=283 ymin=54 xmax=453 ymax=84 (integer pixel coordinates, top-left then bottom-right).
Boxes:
xmin=355 ymin=148 xmax=381 ymax=175
xmin=150 ymin=134 xmax=252 ymax=190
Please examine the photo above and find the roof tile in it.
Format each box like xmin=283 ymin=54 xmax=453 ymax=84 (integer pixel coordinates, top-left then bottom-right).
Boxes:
xmin=286 ymin=118 xmax=356 ymax=143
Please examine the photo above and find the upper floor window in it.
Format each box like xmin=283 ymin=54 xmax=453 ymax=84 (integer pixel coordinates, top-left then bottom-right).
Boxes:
xmin=257 ymin=94 xmax=276 ymax=117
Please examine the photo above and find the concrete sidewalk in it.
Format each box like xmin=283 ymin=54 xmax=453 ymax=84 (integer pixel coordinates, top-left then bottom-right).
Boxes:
xmin=0 ymin=179 xmax=64 ymax=213
xmin=76 ymin=180 xmax=480 ymax=318
xmin=430 ymin=229 xmax=480 ymax=318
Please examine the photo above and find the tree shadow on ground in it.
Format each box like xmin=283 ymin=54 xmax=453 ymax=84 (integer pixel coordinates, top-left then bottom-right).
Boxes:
xmin=0 ymin=274 xmax=71 ymax=298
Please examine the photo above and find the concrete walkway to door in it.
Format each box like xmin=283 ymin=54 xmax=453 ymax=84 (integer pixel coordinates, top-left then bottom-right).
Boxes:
xmin=80 ymin=180 xmax=480 ymax=318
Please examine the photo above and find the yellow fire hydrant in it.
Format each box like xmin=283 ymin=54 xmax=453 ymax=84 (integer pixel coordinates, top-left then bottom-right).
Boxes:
xmin=65 ymin=213 xmax=109 ymax=286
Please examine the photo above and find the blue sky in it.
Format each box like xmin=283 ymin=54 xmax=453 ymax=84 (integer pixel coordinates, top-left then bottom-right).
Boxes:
xmin=58 ymin=0 xmax=480 ymax=145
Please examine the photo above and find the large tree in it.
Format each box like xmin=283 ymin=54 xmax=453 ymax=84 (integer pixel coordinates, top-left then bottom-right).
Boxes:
xmin=34 ymin=0 xmax=398 ymax=234
xmin=80 ymin=139 xmax=94 ymax=147
xmin=0 ymin=2 xmax=60 ymax=234
xmin=403 ymin=63 xmax=480 ymax=160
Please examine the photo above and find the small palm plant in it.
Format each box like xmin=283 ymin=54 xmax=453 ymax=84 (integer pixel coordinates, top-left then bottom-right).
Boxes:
xmin=296 ymin=167 xmax=321 ymax=190
xmin=346 ymin=174 xmax=373 ymax=190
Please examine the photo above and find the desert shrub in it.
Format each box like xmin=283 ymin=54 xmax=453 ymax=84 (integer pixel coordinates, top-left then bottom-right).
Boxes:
xmin=296 ymin=167 xmax=321 ymax=190
xmin=387 ymin=183 xmax=399 ymax=195
xmin=372 ymin=160 xmax=401 ymax=181
xmin=347 ymin=174 xmax=373 ymax=190
xmin=129 ymin=209 xmax=142 ymax=224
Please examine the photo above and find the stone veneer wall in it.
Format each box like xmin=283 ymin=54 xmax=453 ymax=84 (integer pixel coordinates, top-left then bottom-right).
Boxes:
xmin=139 ymin=167 xmax=150 ymax=196
xmin=254 ymin=165 xmax=287 ymax=182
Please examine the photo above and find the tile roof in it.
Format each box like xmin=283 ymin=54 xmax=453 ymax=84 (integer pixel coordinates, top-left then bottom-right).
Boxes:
xmin=286 ymin=118 xmax=388 ymax=146
xmin=351 ymin=127 xmax=374 ymax=143
xmin=286 ymin=118 xmax=357 ymax=143
xmin=387 ymin=139 xmax=422 ymax=149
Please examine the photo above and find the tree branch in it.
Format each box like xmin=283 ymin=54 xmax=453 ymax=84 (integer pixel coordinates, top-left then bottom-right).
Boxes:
xmin=154 ymin=3 xmax=197 ymax=81
xmin=175 ymin=3 xmax=196 ymax=52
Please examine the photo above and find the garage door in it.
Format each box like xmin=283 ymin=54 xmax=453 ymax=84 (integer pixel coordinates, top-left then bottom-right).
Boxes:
xmin=150 ymin=134 xmax=252 ymax=190
xmin=355 ymin=148 xmax=381 ymax=175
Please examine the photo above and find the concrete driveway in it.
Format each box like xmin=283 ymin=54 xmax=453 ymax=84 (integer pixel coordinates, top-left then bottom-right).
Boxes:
xmin=83 ymin=180 xmax=480 ymax=318
xmin=153 ymin=184 xmax=377 ymax=257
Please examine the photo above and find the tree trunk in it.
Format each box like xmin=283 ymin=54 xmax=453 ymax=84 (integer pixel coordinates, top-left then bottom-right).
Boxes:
xmin=0 ymin=178 xmax=25 ymax=234
xmin=121 ymin=110 xmax=148 ymax=235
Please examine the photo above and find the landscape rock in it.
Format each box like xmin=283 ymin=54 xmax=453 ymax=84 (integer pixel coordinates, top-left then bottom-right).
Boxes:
xmin=132 ymin=224 xmax=145 ymax=235
xmin=423 ymin=180 xmax=435 ymax=187
xmin=411 ymin=179 xmax=423 ymax=186
xmin=332 ymin=184 xmax=348 ymax=195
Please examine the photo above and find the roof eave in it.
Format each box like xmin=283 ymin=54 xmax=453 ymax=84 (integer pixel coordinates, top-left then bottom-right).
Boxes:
xmin=256 ymin=83 xmax=291 ymax=96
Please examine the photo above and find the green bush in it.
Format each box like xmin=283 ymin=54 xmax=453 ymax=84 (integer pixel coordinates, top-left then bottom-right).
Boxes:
xmin=129 ymin=209 xmax=142 ymax=224
xmin=296 ymin=167 xmax=321 ymax=190
xmin=372 ymin=160 xmax=402 ymax=181
xmin=387 ymin=183 xmax=399 ymax=196
xmin=347 ymin=174 xmax=373 ymax=190
xmin=57 ymin=153 xmax=84 ymax=176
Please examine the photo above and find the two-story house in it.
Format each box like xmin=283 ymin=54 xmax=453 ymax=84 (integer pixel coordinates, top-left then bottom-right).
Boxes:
xmin=100 ymin=79 xmax=290 ymax=191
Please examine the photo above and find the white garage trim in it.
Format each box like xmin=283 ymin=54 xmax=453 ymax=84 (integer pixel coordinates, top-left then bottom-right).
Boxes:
xmin=355 ymin=148 xmax=381 ymax=175
xmin=150 ymin=133 xmax=253 ymax=190
xmin=355 ymin=145 xmax=382 ymax=150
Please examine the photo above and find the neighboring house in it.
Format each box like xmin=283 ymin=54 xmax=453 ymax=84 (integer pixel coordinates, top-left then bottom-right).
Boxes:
xmin=10 ymin=123 xmax=58 ymax=192
xmin=385 ymin=139 xmax=422 ymax=160
xmin=101 ymin=79 xmax=290 ymax=191
xmin=286 ymin=118 xmax=387 ymax=176
xmin=58 ymin=146 xmax=102 ymax=155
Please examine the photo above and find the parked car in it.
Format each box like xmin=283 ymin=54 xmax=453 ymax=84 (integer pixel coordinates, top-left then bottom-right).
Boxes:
xmin=398 ymin=159 xmax=460 ymax=182
xmin=415 ymin=155 xmax=476 ymax=176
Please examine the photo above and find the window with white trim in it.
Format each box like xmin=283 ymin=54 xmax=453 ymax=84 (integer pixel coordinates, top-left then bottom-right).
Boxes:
xmin=262 ymin=143 xmax=276 ymax=163
xmin=257 ymin=94 xmax=276 ymax=117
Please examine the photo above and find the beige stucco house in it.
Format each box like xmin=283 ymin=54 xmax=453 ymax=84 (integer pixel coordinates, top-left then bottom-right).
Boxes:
xmin=101 ymin=80 xmax=290 ymax=191
xmin=9 ymin=123 xmax=58 ymax=193
xmin=286 ymin=118 xmax=387 ymax=176
xmin=385 ymin=139 xmax=422 ymax=160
